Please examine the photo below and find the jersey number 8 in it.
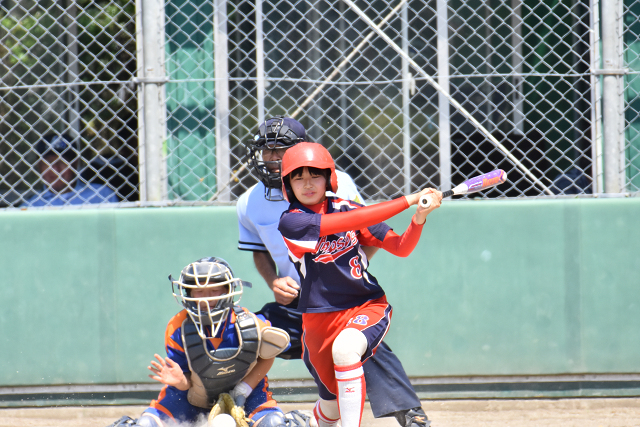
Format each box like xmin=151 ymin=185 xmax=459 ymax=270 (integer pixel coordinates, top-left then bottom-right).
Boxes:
xmin=349 ymin=256 xmax=362 ymax=279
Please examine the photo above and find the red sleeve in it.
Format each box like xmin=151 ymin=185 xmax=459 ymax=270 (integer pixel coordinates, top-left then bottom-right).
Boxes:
xmin=379 ymin=217 xmax=424 ymax=257
xmin=319 ymin=197 xmax=409 ymax=236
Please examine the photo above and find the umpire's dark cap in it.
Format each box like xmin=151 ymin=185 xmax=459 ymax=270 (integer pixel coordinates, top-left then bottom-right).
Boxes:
xmin=257 ymin=116 xmax=307 ymax=147
xmin=36 ymin=134 xmax=79 ymax=160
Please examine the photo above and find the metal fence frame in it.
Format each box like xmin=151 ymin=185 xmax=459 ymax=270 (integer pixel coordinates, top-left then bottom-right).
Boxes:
xmin=2 ymin=0 xmax=639 ymax=209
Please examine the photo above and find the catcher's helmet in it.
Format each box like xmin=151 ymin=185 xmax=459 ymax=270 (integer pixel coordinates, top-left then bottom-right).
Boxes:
xmin=281 ymin=142 xmax=338 ymax=203
xmin=170 ymin=257 xmax=246 ymax=340
xmin=245 ymin=116 xmax=307 ymax=201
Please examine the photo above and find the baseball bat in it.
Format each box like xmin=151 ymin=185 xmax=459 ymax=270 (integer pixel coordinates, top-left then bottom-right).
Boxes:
xmin=419 ymin=169 xmax=508 ymax=208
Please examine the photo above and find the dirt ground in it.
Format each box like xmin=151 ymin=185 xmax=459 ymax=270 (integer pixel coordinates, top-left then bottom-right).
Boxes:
xmin=1 ymin=398 xmax=639 ymax=427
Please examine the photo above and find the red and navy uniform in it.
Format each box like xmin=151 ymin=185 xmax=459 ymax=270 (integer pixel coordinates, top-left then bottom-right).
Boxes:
xmin=278 ymin=196 xmax=424 ymax=399
xmin=278 ymin=196 xmax=424 ymax=313
xmin=143 ymin=308 xmax=280 ymax=424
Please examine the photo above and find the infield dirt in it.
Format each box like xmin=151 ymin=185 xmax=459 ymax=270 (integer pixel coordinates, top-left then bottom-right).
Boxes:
xmin=0 ymin=398 xmax=639 ymax=427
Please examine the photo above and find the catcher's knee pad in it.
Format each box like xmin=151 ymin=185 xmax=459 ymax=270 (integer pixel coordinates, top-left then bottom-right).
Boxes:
xmin=257 ymin=410 xmax=313 ymax=427
xmin=256 ymin=411 xmax=287 ymax=426
xmin=284 ymin=410 xmax=314 ymax=426
xmin=136 ymin=414 xmax=163 ymax=427
xmin=332 ymin=328 xmax=367 ymax=366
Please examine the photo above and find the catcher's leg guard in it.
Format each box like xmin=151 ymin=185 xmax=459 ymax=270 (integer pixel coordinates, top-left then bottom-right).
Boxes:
xmin=283 ymin=410 xmax=313 ymax=427
xmin=106 ymin=416 xmax=137 ymax=427
xmin=256 ymin=410 xmax=314 ymax=427
xmin=255 ymin=411 xmax=287 ymax=426
xmin=256 ymin=302 xmax=303 ymax=360
xmin=136 ymin=414 xmax=163 ymax=427
xmin=105 ymin=414 xmax=162 ymax=427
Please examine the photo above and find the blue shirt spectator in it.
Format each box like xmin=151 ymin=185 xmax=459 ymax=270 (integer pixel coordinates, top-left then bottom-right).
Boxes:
xmin=21 ymin=133 xmax=118 ymax=207
xmin=23 ymin=182 xmax=117 ymax=206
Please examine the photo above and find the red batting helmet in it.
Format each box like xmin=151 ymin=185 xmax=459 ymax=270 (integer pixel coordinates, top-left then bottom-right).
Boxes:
xmin=281 ymin=142 xmax=338 ymax=202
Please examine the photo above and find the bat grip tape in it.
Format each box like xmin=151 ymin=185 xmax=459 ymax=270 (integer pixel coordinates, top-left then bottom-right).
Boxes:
xmin=442 ymin=190 xmax=454 ymax=198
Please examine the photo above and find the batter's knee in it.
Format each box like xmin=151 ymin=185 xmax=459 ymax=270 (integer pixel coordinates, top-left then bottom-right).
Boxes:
xmin=332 ymin=328 xmax=367 ymax=366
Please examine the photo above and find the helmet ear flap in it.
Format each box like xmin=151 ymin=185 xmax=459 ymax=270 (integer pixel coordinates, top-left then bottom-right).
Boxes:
xmin=323 ymin=169 xmax=338 ymax=194
xmin=329 ymin=172 xmax=338 ymax=193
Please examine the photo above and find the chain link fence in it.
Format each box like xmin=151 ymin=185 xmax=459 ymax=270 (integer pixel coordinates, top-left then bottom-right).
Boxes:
xmin=0 ymin=0 xmax=138 ymax=207
xmin=624 ymin=0 xmax=640 ymax=191
xmin=1 ymin=0 xmax=639 ymax=208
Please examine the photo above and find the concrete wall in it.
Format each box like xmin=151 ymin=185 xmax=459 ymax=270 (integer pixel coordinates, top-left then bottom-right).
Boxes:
xmin=1 ymin=198 xmax=639 ymax=387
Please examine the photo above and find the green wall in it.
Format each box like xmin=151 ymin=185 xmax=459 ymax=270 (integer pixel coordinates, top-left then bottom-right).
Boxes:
xmin=0 ymin=198 xmax=639 ymax=388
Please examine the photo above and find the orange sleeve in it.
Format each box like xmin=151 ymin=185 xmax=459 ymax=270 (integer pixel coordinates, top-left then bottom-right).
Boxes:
xmin=319 ymin=197 xmax=409 ymax=236
xmin=379 ymin=217 xmax=424 ymax=257
xmin=165 ymin=310 xmax=188 ymax=352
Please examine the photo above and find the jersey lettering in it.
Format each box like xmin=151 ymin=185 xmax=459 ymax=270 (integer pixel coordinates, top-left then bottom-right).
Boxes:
xmin=315 ymin=231 xmax=358 ymax=264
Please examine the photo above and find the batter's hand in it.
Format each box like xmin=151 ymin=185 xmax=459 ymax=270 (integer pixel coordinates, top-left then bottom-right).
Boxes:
xmin=272 ymin=276 xmax=299 ymax=305
xmin=412 ymin=188 xmax=442 ymax=224
xmin=148 ymin=354 xmax=189 ymax=390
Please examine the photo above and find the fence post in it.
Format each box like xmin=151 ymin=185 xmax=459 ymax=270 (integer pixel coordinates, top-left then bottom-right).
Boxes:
xmin=590 ymin=0 xmax=604 ymax=194
xmin=64 ymin=0 xmax=81 ymax=139
xmin=511 ymin=0 xmax=525 ymax=136
xmin=140 ymin=0 xmax=166 ymax=202
xmin=214 ymin=0 xmax=231 ymax=202
xmin=601 ymin=0 xmax=624 ymax=193
xmin=437 ymin=0 xmax=451 ymax=193
xmin=256 ymin=0 xmax=265 ymax=125
xmin=402 ymin=1 xmax=412 ymax=195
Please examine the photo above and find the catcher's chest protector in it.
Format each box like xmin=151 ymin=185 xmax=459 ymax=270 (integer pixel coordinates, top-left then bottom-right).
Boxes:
xmin=182 ymin=307 xmax=260 ymax=408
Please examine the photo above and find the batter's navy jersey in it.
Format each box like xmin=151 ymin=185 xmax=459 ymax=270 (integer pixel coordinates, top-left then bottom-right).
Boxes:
xmin=278 ymin=196 xmax=391 ymax=313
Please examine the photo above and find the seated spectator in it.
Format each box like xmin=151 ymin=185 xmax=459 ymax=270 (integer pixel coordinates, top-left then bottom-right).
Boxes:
xmin=22 ymin=133 xmax=118 ymax=207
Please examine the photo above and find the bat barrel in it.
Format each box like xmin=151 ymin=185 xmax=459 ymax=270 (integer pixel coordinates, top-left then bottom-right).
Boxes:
xmin=418 ymin=170 xmax=507 ymax=208
xmin=464 ymin=169 xmax=507 ymax=194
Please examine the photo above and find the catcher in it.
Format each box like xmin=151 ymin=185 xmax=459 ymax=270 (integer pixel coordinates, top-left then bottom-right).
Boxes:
xmin=108 ymin=257 xmax=306 ymax=427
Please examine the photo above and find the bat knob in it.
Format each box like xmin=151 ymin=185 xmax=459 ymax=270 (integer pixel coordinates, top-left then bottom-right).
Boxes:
xmin=419 ymin=194 xmax=431 ymax=208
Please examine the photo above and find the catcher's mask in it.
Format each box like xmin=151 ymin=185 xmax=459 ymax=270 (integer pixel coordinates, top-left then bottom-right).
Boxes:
xmin=170 ymin=257 xmax=250 ymax=340
xmin=245 ymin=116 xmax=306 ymax=201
